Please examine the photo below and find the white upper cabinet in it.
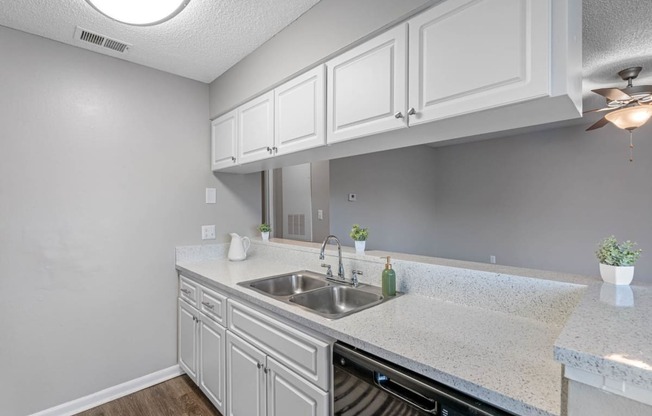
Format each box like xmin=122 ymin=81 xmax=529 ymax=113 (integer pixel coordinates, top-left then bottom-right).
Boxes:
xmin=275 ymin=65 xmax=326 ymax=155
xmin=238 ymin=91 xmax=275 ymax=165
xmin=407 ymin=0 xmax=550 ymax=125
xmin=326 ymin=24 xmax=408 ymax=144
xmin=211 ymin=109 xmax=238 ymax=170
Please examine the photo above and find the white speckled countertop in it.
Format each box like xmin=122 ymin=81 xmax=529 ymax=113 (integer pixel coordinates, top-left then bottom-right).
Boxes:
xmin=554 ymin=283 xmax=652 ymax=390
xmin=176 ymin=240 xmax=600 ymax=416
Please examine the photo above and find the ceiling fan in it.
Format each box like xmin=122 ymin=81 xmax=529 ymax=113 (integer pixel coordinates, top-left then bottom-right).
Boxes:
xmin=585 ymin=67 xmax=652 ymax=131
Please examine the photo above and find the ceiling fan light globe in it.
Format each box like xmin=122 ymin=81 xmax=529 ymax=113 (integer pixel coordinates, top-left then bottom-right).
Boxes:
xmin=604 ymin=106 xmax=652 ymax=130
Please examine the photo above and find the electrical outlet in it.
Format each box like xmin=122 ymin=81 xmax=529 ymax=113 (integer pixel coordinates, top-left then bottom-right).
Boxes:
xmin=490 ymin=255 xmax=496 ymax=264
xmin=348 ymin=193 xmax=357 ymax=202
xmin=202 ymin=225 xmax=216 ymax=240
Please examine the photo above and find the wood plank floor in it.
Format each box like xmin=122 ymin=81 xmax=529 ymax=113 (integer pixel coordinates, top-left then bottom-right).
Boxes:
xmin=75 ymin=375 xmax=222 ymax=416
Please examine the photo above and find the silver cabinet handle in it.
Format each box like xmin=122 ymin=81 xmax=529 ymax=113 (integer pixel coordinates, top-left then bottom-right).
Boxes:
xmin=272 ymin=146 xmax=278 ymax=153
xmin=407 ymin=107 xmax=417 ymax=116
xmin=263 ymin=367 xmax=268 ymax=374
xmin=201 ymin=301 xmax=215 ymax=310
xmin=181 ymin=288 xmax=191 ymax=295
xmin=266 ymin=146 xmax=272 ymax=154
xmin=231 ymin=156 xmax=236 ymax=162
xmin=257 ymin=363 xmax=263 ymax=369
xmin=394 ymin=111 xmax=404 ymax=119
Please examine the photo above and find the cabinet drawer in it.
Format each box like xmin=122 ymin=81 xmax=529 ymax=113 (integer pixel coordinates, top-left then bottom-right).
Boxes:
xmin=179 ymin=276 xmax=198 ymax=307
xmin=227 ymin=299 xmax=331 ymax=391
xmin=200 ymin=285 xmax=227 ymax=326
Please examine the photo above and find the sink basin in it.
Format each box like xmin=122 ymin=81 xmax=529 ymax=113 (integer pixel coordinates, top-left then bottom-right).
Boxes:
xmin=239 ymin=270 xmax=398 ymax=319
xmin=242 ymin=271 xmax=330 ymax=297
xmin=289 ymin=286 xmax=383 ymax=319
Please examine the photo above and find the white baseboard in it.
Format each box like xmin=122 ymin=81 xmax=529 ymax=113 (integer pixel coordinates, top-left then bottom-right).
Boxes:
xmin=30 ymin=365 xmax=184 ymax=416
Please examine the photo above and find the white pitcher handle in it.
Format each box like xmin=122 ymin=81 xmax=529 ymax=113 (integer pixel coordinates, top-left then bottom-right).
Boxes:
xmin=242 ymin=236 xmax=251 ymax=253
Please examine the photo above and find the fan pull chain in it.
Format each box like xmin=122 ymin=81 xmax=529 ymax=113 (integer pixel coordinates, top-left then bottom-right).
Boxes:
xmin=629 ymin=130 xmax=634 ymax=162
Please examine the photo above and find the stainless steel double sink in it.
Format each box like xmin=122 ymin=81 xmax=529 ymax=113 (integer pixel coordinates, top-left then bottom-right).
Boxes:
xmin=238 ymin=270 xmax=398 ymax=319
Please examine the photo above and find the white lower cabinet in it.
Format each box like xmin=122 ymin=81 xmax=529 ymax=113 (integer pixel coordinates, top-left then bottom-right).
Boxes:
xmin=179 ymin=277 xmax=332 ymax=416
xmin=226 ymin=298 xmax=331 ymax=416
xmin=178 ymin=278 xmax=227 ymax=415
xmin=266 ymin=356 xmax=329 ymax=416
xmin=226 ymin=331 xmax=267 ymax=416
xmin=199 ymin=313 xmax=226 ymax=412
xmin=178 ymin=299 xmax=199 ymax=382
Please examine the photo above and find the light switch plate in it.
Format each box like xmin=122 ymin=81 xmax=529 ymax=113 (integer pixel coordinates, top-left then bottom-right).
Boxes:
xmin=205 ymin=188 xmax=217 ymax=204
xmin=202 ymin=225 xmax=216 ymax=240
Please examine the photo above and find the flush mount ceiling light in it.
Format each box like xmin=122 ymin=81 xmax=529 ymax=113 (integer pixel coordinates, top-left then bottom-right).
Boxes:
xmin=85 ymin=0 xmax=190 ymax=26
xmin=585 ymin=67 xmax=652 ymax=162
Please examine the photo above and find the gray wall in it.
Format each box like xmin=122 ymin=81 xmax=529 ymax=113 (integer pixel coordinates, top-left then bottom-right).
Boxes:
xmin=433 ymin=122 xmax=652 ymax=281
xmin=0 ymin=26 xmax=260 ymax=416
xmin=330 ymin=146 xmax=439 ymax=254
xmin=311 ymin=161 xmax=331 ymax=242
xmin=329 ymin=122 xmax=652 ymax=282
xmin=209 ymin=0 xmax=433 ymax=118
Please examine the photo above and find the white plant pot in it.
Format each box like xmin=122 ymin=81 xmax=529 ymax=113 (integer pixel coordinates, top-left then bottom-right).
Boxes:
xmin=355 ymin=240 xmax=366 ymax=254
xmin=599 ymin=263 xmax=634 ymax=285
xmin=261 ymin=231 xmax=269 ymax=241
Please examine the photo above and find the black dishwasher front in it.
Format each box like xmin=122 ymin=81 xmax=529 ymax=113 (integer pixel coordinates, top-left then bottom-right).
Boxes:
xmin=333 ymin=342 xmax=514 ymax=416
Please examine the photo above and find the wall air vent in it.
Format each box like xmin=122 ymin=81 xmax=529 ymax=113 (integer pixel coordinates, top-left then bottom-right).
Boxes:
xmin=74 ymin=27 xmax=131 ymax=54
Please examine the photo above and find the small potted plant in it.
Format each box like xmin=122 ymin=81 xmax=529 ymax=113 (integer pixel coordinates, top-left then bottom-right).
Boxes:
xmin=258 ymin=223 xmax=271 ymax=241
xmin=350 ymin=224 xmax=368 ymax=254
xmin=596 ymin=235 xmax=642 ymax=285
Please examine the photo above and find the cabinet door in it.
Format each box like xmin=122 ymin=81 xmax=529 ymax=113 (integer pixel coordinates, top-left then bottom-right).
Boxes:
xmin=211 ymin=109 xmax=238 ymax=170
xmin=326 ymin=24 xmax=408 ymax=144
xmin=199 ymin=314 xmax=226 ymax=414
xmin=275 ymin=65 xmax=326 ymax=155
xmin=408 ymin=0 xmax=550 ymax=125
xmin=238 ymin=91 xmax=275 ymax=164
xmin=267 ymin=357 xmax=329 ymax=416
xmin=226 ymin=332 xmax=266 ymax=416
xmin=178 ymin=299 xmax=198 ymax=382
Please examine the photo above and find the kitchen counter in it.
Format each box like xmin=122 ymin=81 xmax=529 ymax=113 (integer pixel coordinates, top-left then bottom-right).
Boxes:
xmin=175 ymin=240 xmax=602 ymax=416
xmin=554 ymin=282 xmax=652 ymax=405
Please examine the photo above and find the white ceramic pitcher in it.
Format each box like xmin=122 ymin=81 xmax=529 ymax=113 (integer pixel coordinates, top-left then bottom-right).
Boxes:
xmin=228 ymin=233 xmax=251 ymax=261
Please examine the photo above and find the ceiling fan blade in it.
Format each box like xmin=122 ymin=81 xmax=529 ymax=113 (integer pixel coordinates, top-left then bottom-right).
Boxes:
xmin=586 ymin=117 xmax=610 ymax=131
xmin=583 ymin=107 xmax=615 ymax=114
xmin=591 ymin=88 xmax=632 ymax=101
xmin=622 ymin=85 xmax=652 ymax=96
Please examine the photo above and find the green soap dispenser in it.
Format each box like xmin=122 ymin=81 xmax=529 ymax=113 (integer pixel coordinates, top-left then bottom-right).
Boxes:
xmin=381 ymin=256 xmax=396 ymax=297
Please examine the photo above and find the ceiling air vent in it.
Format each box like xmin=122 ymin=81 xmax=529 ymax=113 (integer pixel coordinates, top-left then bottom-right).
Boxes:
xmin=74 ymin=27 xmax=131 ymax=54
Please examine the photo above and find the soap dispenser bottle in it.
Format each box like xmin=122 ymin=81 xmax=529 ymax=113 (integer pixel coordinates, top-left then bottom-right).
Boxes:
xmin=381 ymin=256 xmax=396 ymax=297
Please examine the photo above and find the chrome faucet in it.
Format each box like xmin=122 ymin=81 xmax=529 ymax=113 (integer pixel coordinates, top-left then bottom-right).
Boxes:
xmin=319 ymin=235 xmax=345 ymax=280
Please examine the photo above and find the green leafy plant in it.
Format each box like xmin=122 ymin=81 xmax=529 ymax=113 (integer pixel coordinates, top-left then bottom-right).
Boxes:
xmin=257 ymin=223 xmax=271 ymax=233
xmin=349 ymin=224 xmax=368 ymax=241
xmin=596 ymin=236 xmax=642 ymax=266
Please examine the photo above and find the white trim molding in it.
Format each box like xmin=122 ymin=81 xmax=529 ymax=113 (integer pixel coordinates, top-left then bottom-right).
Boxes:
xmin=30 ymin=365 xmax=184 ymax=416
xmin=565 ymin=366 xmax=652 ymax=407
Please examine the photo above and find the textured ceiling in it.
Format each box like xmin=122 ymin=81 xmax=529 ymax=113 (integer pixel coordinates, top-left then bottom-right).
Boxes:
xmin=583 ymin=0 xmax=652 ymax=110
xmin=0 ymin=0 xmax=320 ymax=83
xmin=0 ymin=0 xmax=650 ymax=96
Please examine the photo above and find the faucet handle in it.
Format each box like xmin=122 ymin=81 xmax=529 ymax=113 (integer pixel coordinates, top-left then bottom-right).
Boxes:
xmin=351 ymin=269 xmax=363 ymax=287
xmin=321 ymin=263 xmax=333 ymax=277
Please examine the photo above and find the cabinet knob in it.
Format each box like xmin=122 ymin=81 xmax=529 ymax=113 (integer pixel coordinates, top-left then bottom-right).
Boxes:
xmin=407 ymin=107 xmax=417 ymax=116
xmin=263 ymin=367 xmax=268 ymax=374
xmin=272 ymin=146 xmax=278 ymax=153
xmin=394 ymin=111 xmax=404 ymax=119
xmin=257 ymin=362 xmax=263 ymax=369
xmin=266 ymin=147 xmax=272 ymax=154
xmin=231 ymin=156 xmax=236 ymax=162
